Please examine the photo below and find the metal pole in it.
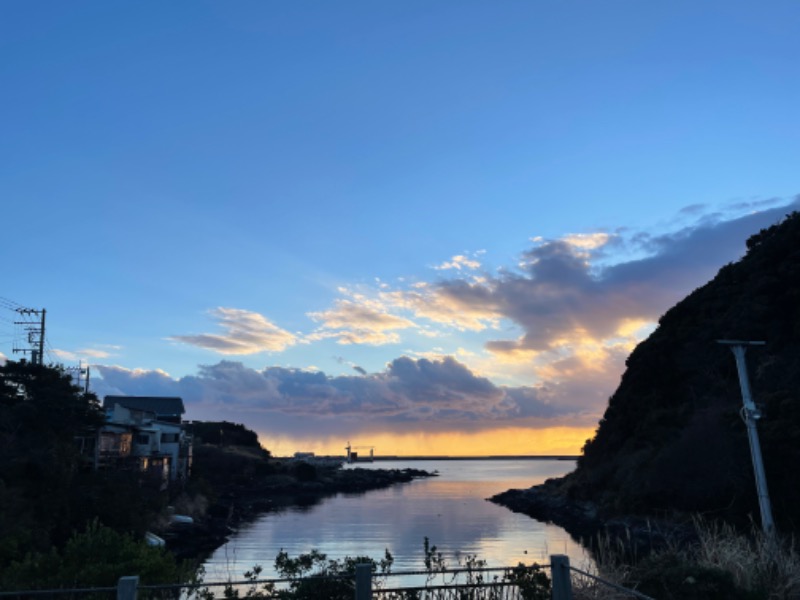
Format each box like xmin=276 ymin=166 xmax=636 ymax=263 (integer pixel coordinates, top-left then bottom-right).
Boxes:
xmin=550 ymin=555 xmax=573 ymax=600
xmin=38 ymin=308 xmax=46 ymax=365
xmin=719 ymin=340 xmax=775 ymax=535
xmin=117 ymin=576 xmax=138 ymax=600
xmin=354 ymin=563 xmax=372 ymax=600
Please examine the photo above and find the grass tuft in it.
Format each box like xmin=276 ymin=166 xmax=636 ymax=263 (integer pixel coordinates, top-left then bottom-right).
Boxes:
xmin=572 ymin=517 xmax=800 ymax=600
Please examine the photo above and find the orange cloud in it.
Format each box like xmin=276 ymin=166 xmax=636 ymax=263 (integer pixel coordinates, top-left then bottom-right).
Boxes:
xmin=381 ymin=286 xmax=501 ymax=332
xmin=170 ymin=307 xmax=297 ymax=355
xmin=307 ymin=296 xmax=416 ymax=345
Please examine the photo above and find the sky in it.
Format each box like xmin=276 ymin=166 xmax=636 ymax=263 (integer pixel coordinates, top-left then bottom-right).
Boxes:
xmin=2 ymin=1 xmax=799 ymax=456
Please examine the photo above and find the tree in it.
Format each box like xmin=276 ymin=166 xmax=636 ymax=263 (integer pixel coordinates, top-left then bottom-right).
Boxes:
xmin=0 ymin=361 xmax=110 ymax=562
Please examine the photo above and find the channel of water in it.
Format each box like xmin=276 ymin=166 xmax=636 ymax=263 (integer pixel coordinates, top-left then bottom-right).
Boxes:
xmin=202 ymin=458 xmax=591 ymax=582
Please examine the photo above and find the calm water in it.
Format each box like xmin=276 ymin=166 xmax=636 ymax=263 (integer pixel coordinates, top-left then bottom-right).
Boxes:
xmin=202 ymin=459 xmax=590 ymax=581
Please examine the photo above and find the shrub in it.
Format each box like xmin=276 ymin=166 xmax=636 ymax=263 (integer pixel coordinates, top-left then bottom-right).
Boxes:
xmin=291 ymin=462 xmax=317 ymax=482
xmin=0 ymin=520 xmax=187 ymax=590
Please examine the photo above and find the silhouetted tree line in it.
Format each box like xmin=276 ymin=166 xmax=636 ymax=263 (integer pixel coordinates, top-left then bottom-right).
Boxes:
xmin=569 ymin=211 xmax=800 ymax=530
xmin=0 ymin=360 xmax=180 ymax=588
xmin=187 ymin=420 xmax=266 ymax=450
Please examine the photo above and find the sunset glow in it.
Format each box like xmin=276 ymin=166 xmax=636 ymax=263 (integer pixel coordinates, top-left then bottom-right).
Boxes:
xmin=2 ymin=2 xmax=799 ymax=457
xmin=262 ymin=427 xmax=596 ymax=459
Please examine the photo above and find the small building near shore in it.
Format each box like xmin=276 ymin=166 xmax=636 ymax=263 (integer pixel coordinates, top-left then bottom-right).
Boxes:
xmin=99 ymin=396 xmax=192 ymax=487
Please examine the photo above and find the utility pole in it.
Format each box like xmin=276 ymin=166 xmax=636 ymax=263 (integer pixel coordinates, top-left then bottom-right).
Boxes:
xmin=65 ymin=361 xmax=92 ymax=394
xmin=13 ymin=307 xmax=46 ymax=365
xmin=718 ymin=340 xmax=775 ymax=536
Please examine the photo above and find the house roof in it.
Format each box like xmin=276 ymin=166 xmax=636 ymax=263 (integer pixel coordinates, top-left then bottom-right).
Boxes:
xmin=103 ymin=396 xmax=185 ymax=416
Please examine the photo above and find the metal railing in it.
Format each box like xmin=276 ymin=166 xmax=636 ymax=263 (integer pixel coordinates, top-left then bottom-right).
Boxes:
xmin=0 ymin=554 xmax=655 ymax=599
xmin=553 ymin=557 xmax=656 ymax=600
xmin=370 ymin=564 xmax=550 ymax=600
xmin=566 ymin=566 xmax=655 ymax=600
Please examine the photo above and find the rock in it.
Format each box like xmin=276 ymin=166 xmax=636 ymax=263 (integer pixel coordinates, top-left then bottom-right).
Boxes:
xmin=490 ymin=481 xmax=697 ymax=556
xmin=490 ymin=483 xmax=601 ymax=540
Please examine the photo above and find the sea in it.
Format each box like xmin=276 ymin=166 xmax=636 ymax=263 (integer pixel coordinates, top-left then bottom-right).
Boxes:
xmin=201 ymin=458 xmax=591 ymax=583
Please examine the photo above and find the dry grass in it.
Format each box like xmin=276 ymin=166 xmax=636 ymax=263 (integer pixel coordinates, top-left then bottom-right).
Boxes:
xmin=692 ymin=518 xmax=800 ymax=599
xmin=570 ymin=531 xmax=648 ymax=600
xmin=569 ymin=518 xmax=800 ymax=600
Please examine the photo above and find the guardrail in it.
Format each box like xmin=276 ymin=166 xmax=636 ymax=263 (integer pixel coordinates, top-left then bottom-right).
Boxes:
xmin=0 ymin=554 xmax=655 ymax=599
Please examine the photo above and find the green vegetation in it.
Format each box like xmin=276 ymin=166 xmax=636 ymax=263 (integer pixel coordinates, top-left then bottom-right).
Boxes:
xmin=1 ymin=520 xmax=187 ymax=589
xmin=191 ymin=442 xmax=274 ymax=490
xmin=0 ymin=362 xmax=150 ymax=554
xmin=0 ymin=359 xmax=428 ymax=591
xmin=188 ymin=421 xmax=267 ymax=451
xmin=191 ymin=538 xmax=550 ymax=599
xmin=0 ymin=360 xmax=183 ymax=589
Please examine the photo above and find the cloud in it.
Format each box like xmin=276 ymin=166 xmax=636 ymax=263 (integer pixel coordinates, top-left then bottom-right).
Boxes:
xmin=394 ymin=199 xmax=800 ymax=361
xmin=92 ymin=196 xmax=799 ymax=451
xmin=170 ymin=307 xmax=298 ymax=355
xmin=307 ymin=295 xmax=416 ymax=345
xmin=92 ymin=365 xmax=178 ymax=397
xmin=434 ymin=254 xmax=482 ymax=271
xmin=91 ymin=356 xmax=575 ymax=440
xmin=559 ymin=232 xmax=611 ymax=251
xmin=280 ymin=197 xmax=798 ymax=422
xmin=380 ymin=283 xmax=501 ymax=332
xmin=52 ymin=347 xmax=115 ymax=361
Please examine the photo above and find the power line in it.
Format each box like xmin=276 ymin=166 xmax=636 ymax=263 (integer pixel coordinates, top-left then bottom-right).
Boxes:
xmin=0 ymin=296 xmax=23 ymax=310
xmin=0 ymin=298 xmax=23 ymax=359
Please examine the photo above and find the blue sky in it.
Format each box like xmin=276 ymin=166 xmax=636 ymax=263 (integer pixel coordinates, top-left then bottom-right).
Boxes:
xmin=2 ymin=2 xmax=799 ymax=455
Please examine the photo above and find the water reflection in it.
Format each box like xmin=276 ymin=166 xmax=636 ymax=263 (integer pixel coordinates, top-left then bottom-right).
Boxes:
xmin=202 ymin=459 xmax=590 ymax=582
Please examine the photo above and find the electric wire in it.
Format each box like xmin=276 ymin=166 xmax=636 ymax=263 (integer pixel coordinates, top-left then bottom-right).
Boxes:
xmin=0 ymin=296 xmax=23 ymax=310
xmin=44 ymin=338 xmax=59 ymax=365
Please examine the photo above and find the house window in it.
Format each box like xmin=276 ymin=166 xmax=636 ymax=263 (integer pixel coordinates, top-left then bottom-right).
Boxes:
xmin=135 ymin=434 xmax=150 ymax=445
xmin=161 ymin=433 xmax=179 ymax=444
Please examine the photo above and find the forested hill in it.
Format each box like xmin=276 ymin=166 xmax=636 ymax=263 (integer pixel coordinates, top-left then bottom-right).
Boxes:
xmin=567 ymin=211 xmax=800 ymax=529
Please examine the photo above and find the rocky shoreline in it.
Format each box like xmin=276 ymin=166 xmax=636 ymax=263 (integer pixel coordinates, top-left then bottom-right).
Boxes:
xmin=164 ymin=466 xmax=436 ymax=562
xmin=490 ymin=478 xmax=698 ymax=557
xmin=490 ymin=480 xmax=600 ymax=540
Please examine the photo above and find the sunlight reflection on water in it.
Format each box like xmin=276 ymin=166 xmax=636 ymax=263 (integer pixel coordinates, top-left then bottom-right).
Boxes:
xmin=202 ymin=459 xmax=591 ymax=582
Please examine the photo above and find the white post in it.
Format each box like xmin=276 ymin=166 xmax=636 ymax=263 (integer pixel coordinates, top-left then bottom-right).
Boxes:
xmin=117 ymin=576 xmax=139 ymax=600
xmin=550 ymin=555 xmax=573 ymax=600
xmin=354 ymin=563 xmax=372 ymax=600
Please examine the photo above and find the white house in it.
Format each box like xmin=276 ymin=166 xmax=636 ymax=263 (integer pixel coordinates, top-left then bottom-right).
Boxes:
xmin=99 ymin=396 xmax=192 ymax=487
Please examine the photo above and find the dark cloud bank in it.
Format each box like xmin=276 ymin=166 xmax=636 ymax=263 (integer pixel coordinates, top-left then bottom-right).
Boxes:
xmin=92 ymin=356 xmax=575 ymax=438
